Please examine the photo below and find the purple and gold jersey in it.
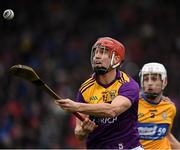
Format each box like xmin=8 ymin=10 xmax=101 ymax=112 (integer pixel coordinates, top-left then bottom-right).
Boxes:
xmin=138 ymin=94 xmax=176 ymax=149
xmin=76 ymin=71 xmax=140 ymax=149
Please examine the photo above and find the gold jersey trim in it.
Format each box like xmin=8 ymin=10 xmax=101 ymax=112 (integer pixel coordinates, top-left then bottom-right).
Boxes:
xmin=79 ymin=78 xmax=95 ymax=93
xmin=118 ymin=71 xmax=130 ymax=84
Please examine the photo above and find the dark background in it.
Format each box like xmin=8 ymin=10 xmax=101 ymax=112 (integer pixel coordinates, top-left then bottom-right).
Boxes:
xmin=0 ymin=0 xmax=179 ymax=148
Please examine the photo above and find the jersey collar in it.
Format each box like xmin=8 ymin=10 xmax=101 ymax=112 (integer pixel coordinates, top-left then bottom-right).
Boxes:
xmin=92 ymin=70 xmax=120 ymax=88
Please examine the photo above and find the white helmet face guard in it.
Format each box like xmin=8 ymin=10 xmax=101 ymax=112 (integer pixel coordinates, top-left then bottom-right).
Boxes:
xmin=139 ymin=62 xmax=167 ymax=89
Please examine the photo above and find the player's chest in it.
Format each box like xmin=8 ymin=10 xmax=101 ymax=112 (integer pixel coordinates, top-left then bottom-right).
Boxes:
xmin=83 ymin=83 xmax=120 ymax=104
xmin=138 ymin=104 xmax=171 ymax=124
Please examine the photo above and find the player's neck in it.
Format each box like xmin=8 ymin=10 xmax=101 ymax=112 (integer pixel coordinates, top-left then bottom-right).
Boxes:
xmin=98 ymin=69 xmax=116 ymax=84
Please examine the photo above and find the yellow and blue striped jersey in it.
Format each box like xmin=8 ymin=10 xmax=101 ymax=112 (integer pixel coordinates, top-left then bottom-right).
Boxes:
xmin=138 ymin=94 xmax=176 ymax=149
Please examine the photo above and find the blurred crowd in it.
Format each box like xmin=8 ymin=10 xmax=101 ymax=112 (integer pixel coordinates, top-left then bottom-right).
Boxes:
xmin=0 ymin=0 xmax=179 ymax=148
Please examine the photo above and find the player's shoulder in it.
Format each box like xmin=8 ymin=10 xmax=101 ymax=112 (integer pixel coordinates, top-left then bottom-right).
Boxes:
xmin=79 ymin=76 xmax=95 ymax=93
xmin=162 ymin=96 xmax=177 ymax=116
xmin=118 ymin=71 xmax=130 ymax=83
xmin=139 ymin=94 xmax=147 ymax=104
xmin=162 ymin=96 xmax=175 ymax=105
xmin=118 ymin=71 xmax=139 ymax=93
xmin=161 ymin=96 xmax=176 ymax=110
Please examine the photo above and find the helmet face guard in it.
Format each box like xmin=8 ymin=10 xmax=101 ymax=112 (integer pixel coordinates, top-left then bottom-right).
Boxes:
xmin=91 ymin=37 xmax=125 ymax=75
xmin=139 ymin=62 xmax=167 ymax=99
xmin=91 ymin=44 xmax=110 ymax=75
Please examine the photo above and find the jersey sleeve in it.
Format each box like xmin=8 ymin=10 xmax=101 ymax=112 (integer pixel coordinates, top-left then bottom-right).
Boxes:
xmin=118 ymin=78 xmax=139 ymax=104
xmin=169 ymin=103 xmax=177 ymax=131
xmin=75 ymin=91 xmax=85 ymax=103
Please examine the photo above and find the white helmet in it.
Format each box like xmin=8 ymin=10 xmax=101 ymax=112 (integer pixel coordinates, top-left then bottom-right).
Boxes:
xmin=139 ymin=62 xmax=167 ymax=88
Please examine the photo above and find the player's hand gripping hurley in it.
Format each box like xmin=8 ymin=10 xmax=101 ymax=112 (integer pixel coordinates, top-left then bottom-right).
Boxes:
xmin=9 ymin=64 xmax=84 ymax=121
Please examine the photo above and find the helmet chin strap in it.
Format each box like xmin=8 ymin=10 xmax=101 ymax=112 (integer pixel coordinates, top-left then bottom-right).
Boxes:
xmin=111 ymin=52 xmax=120 ymax=68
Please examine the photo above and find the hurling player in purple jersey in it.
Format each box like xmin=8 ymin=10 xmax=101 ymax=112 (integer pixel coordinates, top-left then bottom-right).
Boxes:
xmin=55 ymin=37 xmax=143 ymax=149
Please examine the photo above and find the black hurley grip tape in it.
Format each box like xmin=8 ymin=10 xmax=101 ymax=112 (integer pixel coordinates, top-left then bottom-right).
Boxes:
xmin=32 ymin=79 xmax=45 ymax=86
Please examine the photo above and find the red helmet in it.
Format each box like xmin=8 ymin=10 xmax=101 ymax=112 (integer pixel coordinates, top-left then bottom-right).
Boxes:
xmin=93 ymin=37 xmax=125 ymax=61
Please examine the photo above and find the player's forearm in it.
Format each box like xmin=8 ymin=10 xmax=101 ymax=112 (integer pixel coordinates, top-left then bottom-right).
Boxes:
xmin=77 ymin=103 xmax=117 ymax=117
